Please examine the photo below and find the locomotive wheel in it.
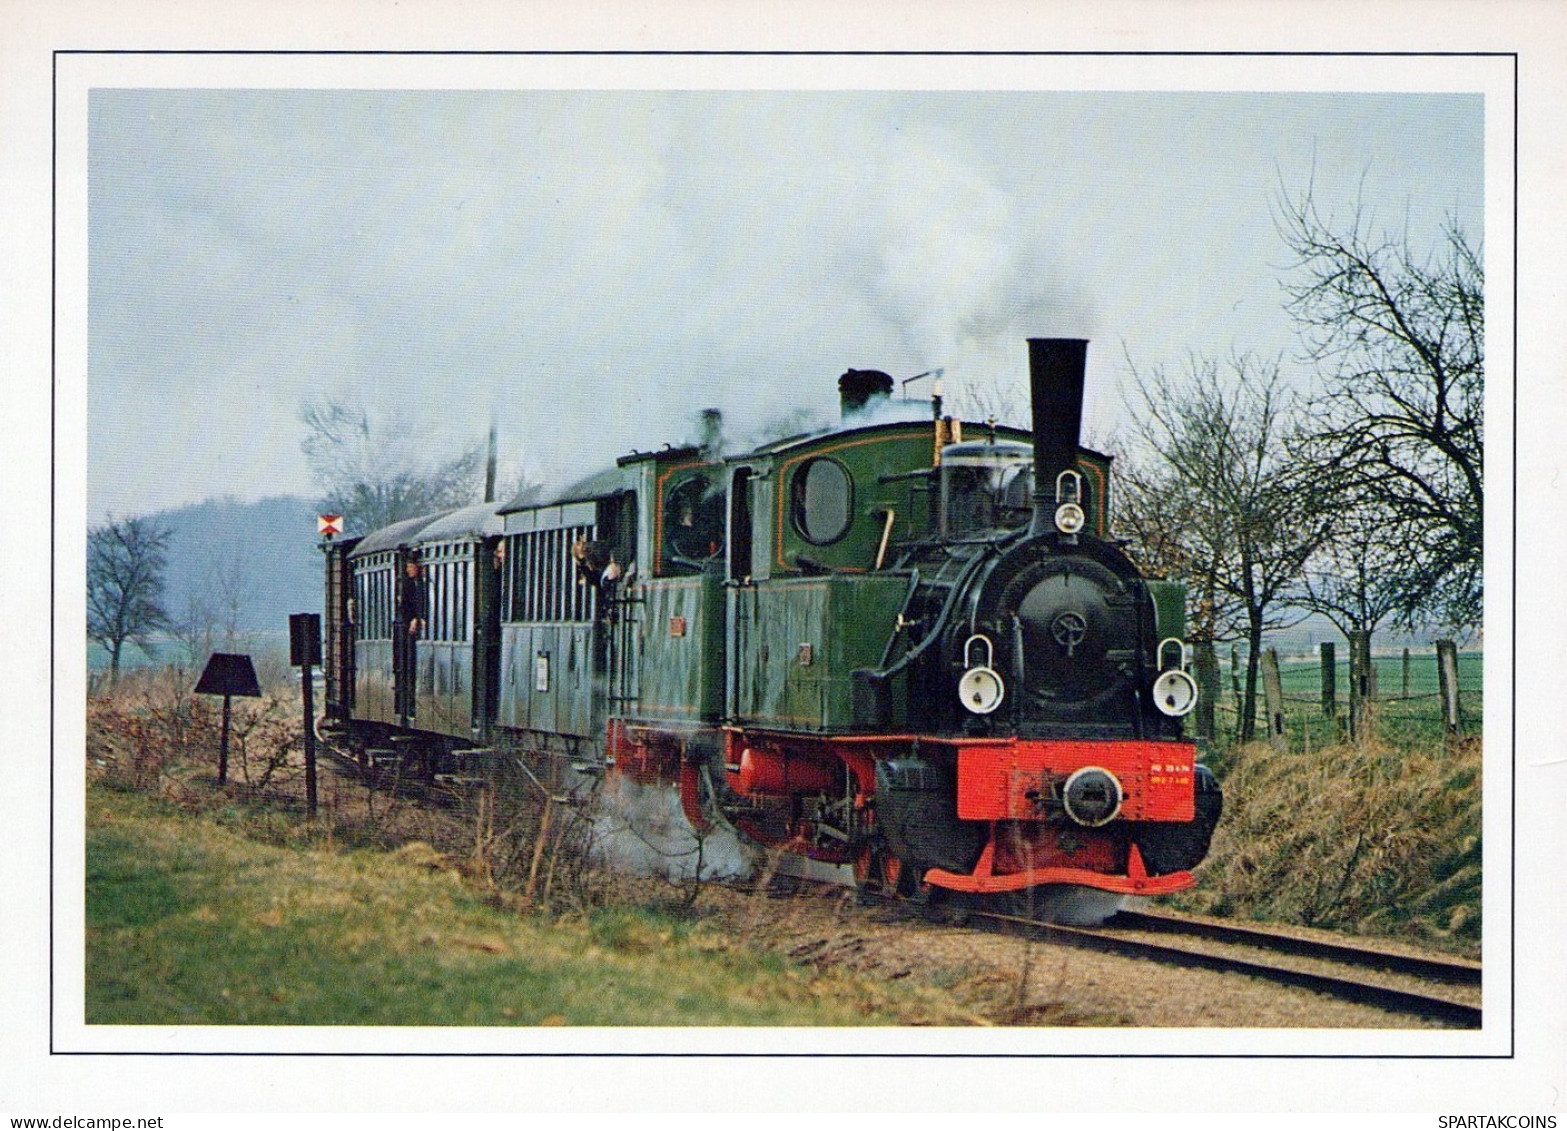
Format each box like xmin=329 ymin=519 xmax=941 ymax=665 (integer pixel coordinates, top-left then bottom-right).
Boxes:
xmin=882 ymin=852 xmax=912 ymax=896
xmin=905 ymin=879 xmax=959 ymax=922
xmin=853 ymin=845 xmax=915 ymax=901
xmin=851 ymin=845 xmax=882 ymax=899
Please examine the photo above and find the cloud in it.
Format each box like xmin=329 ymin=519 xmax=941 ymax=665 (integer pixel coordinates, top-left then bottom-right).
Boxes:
xmin=86 ymin=89 xmax=1483 ymax=520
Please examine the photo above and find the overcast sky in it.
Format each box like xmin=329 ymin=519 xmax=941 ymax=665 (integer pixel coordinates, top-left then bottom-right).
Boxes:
xmin=87 ymin=88 xmax=1483 ymax=523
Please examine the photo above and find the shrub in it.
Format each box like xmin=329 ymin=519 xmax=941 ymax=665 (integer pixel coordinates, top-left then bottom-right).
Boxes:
xmin=1177 ymin=736 xmax=1482 ymax=955
xmin=87 ymin=668 xmax=301 ymax=798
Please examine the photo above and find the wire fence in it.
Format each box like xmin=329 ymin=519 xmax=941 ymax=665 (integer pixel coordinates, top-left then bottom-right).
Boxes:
xmin=1199 ymin=645 xmax=1483 ymax=754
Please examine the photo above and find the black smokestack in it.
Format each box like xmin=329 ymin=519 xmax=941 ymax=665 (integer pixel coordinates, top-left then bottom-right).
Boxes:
xmin=1028 ymin=338 xmax=1088 ymax=537
xmin=839 ymin=368 xmax=894 ymax=419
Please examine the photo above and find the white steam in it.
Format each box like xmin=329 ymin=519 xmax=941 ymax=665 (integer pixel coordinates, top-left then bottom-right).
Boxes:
xmin=590 ymin=776 xmax=760 ymax=883
xmin=1025 ymin=887 xmax=1128 ymax=927
xmin=492 ymin=96 xmax=1096 ymax=499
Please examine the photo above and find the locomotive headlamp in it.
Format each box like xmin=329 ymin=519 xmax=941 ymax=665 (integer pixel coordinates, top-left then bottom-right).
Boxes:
xmin=1062 ymin=766 xmax=1123 ymax=827
xmin=958 ymin=633 xmax=1006 ymax=715
xmin=1152 ymin=668 xmax=1199 ymax=717
xmin=1053 ymin=469 xmax=1085 ymax=536
xmin=958 ymin=666 xmax=1005 ymax=714
xmin=1152 ymin=637 xmax=1198 ymax=717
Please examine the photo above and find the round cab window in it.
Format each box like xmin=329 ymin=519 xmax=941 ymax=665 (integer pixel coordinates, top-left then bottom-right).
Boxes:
xmin=792 ymin=458 xmax=853 ymax=544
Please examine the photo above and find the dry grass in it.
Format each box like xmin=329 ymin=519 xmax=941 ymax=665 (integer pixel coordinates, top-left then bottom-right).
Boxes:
xmin=88 ymin=665 xmax=308 ymax=796
xmin=1177 ymin=735 xmax=1482 ymax=958
xmin=84 ymin=676 xmax=986 ymax=1026
xmin=85 ymin=663 xmax=1486 ymax=1012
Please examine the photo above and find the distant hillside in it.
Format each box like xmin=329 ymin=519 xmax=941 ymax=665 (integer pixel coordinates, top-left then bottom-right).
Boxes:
xmin=156 ymin=494 xmax=325 ymax=635
xmin=1253 ymin=614 xmax=1472 ymax=659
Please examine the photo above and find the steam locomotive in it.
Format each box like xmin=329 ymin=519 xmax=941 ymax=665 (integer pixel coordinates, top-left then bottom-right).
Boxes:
xmin=320 ymin=338 xmax=1221 ymax=913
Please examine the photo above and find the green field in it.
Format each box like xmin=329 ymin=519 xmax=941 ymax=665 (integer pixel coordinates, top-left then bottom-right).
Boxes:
xmin=1207 ymin=650 xmax=1483 ymax=754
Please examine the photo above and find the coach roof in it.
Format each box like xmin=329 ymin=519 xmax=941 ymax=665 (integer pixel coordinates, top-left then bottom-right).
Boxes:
xmin=347 ymin=512 xmax=446 ymax=558
xmin=409 ymin=502 xmax=505 ymax=544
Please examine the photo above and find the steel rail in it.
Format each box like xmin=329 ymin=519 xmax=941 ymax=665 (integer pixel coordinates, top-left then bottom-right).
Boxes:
xmin=957 ymin=907 xmax=1481 ymax=1029
xmin=1109 ymin=908 xmax=1482 ymax=987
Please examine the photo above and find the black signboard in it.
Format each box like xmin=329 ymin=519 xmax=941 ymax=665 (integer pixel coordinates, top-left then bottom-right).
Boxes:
xmin=193 ymin=652 xmax=261 ymax=787
xmin=289 ymin=613 xmax=322 ymax=668
xmin=194 ymin=653 xmax=262 ymax=698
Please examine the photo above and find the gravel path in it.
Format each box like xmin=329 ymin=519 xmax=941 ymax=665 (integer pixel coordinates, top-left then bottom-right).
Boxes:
xmin=690 ymin=882 xmax=1467 ymax=1028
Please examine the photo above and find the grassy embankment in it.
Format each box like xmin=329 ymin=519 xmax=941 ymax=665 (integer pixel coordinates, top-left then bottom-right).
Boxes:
xmin=87 ymin=782 xmax=982 ymax=1026
xmin=1172 ymin=653 xmax=1483 ymax=958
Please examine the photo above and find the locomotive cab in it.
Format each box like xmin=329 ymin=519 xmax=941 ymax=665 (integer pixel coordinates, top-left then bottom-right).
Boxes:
xmin=939 ymin=440 xmax=1035 ymax=537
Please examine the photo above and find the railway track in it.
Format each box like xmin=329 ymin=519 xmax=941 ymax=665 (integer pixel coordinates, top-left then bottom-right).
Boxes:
xmin=1110 ymin=908 xmax=1482 ymax=987
xmin=761 ymin=873 xmax=1482 ymax=1027
xmin=948 ymin=902 xmax=1482 ymax=1028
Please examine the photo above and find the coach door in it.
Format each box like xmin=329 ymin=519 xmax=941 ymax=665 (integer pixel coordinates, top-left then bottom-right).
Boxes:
xmin=324 ymin=539 xmax=358 ymax=720
xmin=472 ymin=536 xmax=503 ymax=735
xmin=393 ymin=550 xmax=423 ymax=723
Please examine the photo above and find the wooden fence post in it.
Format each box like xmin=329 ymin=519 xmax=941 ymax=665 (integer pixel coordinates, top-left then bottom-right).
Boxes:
xmin=1346 ymin=633 xmax=1362 ymax=742
xmin=1320 ymin=641 xmax=1336 ymax=717
xmin=1402 ymin=647 xmax=1411 ymax=699
xmin=1193 ymin=638 xmax=1218 ymax=744
xmin=1261 ymin=647 xmax=1287 ymax=752
xmin=1230 ymin=644 xmax=1243 ymax=742
xmin=1360 ymin=632 xmax=1378 ymax=700
xmin=1436 ymin=639 xmax=1462 ymax=737
xmin=1348 ymin=631 xmax=1376 ymax=743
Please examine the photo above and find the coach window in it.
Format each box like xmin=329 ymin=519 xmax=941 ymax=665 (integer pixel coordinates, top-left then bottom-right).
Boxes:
xmin=791 ymin=457 xmax=853 ymax=545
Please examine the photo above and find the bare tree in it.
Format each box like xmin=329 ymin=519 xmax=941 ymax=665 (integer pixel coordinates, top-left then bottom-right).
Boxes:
xmin=208 ymin=548 xmax=257 ymax=650
xmin=1118 ymin=354 xmax=1331 ymax=742
xmin=299 ymin=396 xmax=488 ymax=535
xmin=1114 ymin=432 xmax=1244 ymax=649
xmin=956 ymin=373 xmax=1025 ymax=429
xmin=172 ymin=590 xmax=217 ymax=672
xmin=168 ymin=548 xmax=258 ymax=675
xmin=87 ymin=516 xmax=173 ymax=687
xmin=1298 ymin=497 xmax=1412 ymax=646
xmin=1277 ymin=185 xmax=1483 ymax=629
